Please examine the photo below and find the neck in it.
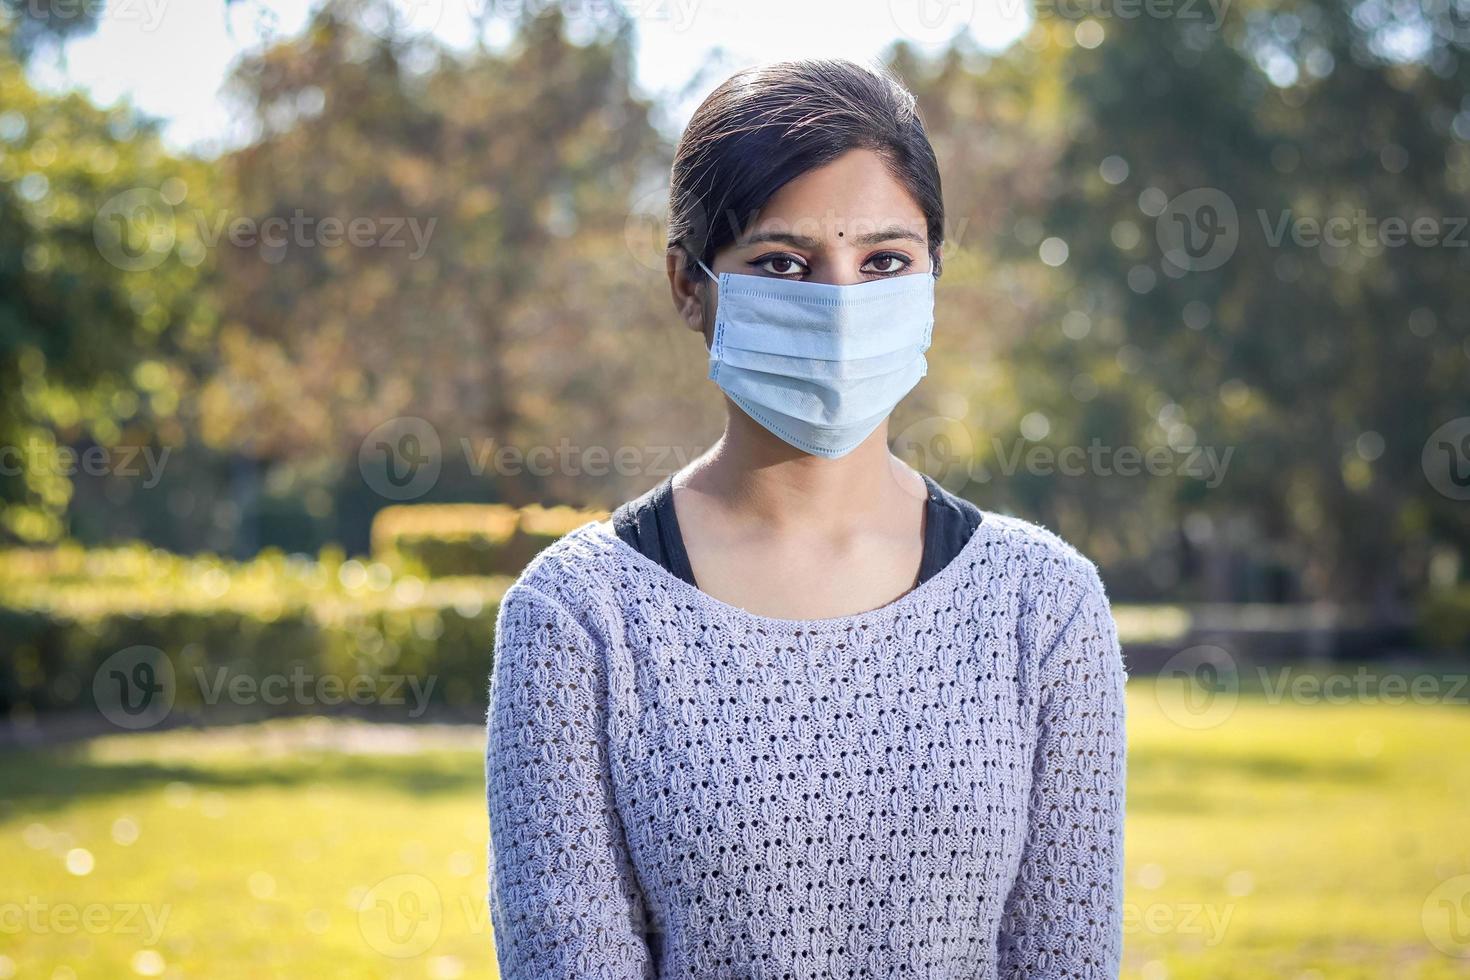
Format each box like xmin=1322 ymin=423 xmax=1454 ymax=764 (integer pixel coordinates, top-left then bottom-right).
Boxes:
xmin=677 ymin=401 xmax=925 ymax=535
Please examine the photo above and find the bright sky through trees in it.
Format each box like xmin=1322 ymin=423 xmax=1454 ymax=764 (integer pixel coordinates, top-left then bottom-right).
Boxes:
xmin=26 ymin=0 xmax=1029 ymax=151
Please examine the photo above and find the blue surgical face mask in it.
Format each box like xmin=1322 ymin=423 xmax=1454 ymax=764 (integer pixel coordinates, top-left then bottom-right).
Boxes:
xmin=697 ymin=259 xmax=935 ymax=459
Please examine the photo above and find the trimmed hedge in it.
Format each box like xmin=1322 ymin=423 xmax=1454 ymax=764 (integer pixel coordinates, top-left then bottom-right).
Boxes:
xmin=2 ymin=502 xmax=612 ymax=723
xmin=18 ymin=507 xmax=1448 ymax=726
xmin=1419 ymin=585 xmax=1470 ymax=652
xmin=0 ymin=544 xmax=508 ymax=722
xmin=371 ymin=503 xmax=607 ymax=577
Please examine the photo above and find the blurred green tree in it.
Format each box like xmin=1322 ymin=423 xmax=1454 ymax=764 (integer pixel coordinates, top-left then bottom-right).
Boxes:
xmin=980 ymin=2 xmax=1468 ymax=610
xmin=204 ymin=0 xmax=671 ymax=510
xmin=0 ymin=21 xmax=217 ymax=542
xmin=1 ymin=0 xmax=100 ymax=59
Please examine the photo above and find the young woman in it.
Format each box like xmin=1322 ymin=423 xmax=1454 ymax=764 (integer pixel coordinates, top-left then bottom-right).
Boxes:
xmin=486 ymin=59 xmax=1126 ymax=979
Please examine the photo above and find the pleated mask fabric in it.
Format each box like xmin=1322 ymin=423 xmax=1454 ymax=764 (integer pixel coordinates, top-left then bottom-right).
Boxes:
xmin=697 ymin=260 xmax=935 ymax=458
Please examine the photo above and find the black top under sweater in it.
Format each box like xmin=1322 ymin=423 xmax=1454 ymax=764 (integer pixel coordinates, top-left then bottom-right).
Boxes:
xmin=611 ymin=473 xmax=983 ymax=589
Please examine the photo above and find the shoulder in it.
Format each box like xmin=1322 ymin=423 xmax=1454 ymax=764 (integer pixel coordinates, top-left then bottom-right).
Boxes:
xmin=488 ymin=526 xmax=629 ymax=737
xmin=975 ymin=511 xmax=1101 ymax=578
xmin=497 ymin=520 xmax=626 ymax=642
xmin=972 ymin=510 xmax=1110 ymax=621
xmin=515 ymin=518 xmax=621 ymax=587
xmin=971 ymin=513 xmax=1122 ymax=693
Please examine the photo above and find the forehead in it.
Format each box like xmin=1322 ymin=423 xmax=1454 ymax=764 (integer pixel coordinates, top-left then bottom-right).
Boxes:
xmin=746 ymin=148 xmax=927 ymax=242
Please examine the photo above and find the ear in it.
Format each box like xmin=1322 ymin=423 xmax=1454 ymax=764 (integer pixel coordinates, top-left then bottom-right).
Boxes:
xmin=667 ymin=247 xmax=709 ymax=335
xmin=931 ymin=243 xmax=944 ymax=277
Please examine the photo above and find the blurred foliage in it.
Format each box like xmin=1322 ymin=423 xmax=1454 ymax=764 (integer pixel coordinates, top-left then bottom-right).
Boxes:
xmin=0 ymin=541 xmax=510 ymax=718
xmin=0 ymin=20 xmax=217 ymax=542
xmin=0 ymin=0 xmax=100 ymax=59
xmin=1028 ymin=0 xmax=1470 ymax=614
xmin=0 ymin=529 xmax=1191 ymax=721
xmin=205 ymin=0 xmax=672 ymax=508
xmin=1418 ymin=583 xmax=1470 ymax=649
xmin=887 ymin=3 xmax=1470 ymax=615
xmin=372 ymin=502 xmax=607 ymax=577
xmin=0 ymin=0 xmax=1465 ymax=622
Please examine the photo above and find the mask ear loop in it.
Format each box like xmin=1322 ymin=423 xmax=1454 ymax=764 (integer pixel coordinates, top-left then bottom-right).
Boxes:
xmin=694 ymin=258 xmax=726 ymax=373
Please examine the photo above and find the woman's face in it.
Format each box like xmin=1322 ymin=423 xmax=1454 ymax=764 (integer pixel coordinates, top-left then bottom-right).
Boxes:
xmin=671 ymin=147 xmax=937 ymax=338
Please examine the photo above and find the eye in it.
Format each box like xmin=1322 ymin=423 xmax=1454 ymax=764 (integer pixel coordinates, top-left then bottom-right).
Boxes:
xmin=861 ymin=252 xmax=913 ymax=276
xmin=750 ymin=253 xmax=809 ymax=278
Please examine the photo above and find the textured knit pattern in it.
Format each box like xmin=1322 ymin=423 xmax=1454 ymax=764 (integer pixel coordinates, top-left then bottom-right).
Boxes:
xmin=485 ymin=513 xmax=1127 ymax=980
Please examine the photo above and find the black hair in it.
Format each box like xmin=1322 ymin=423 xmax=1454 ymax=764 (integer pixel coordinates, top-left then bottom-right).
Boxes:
xmin=668 ymin=59 xmax=945 ymax=277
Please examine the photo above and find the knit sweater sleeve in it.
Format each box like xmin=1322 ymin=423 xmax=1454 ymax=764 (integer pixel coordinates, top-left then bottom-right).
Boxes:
xmin=485 ymin=583 xmax=654 ymax=980
xmin=997 ymin=561 xmax=1127 ymax=978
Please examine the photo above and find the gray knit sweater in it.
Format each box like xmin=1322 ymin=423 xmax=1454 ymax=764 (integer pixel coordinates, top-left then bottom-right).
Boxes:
xmin=485 ymin=513 xmax=1126 ymax=979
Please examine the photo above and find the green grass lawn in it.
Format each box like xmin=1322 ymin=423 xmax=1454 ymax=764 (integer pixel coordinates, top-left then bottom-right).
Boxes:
xmin=2 ymin=681 xmax=1468 ymax=979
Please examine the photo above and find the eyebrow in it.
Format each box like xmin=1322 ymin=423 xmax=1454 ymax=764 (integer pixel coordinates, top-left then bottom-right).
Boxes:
xmin=735 ymin=225 xmax=927 ymax=250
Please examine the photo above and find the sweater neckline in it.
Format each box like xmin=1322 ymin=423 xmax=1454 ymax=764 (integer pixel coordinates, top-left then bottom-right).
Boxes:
xmin=585 ymin=509 xmax=995 ymax=631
